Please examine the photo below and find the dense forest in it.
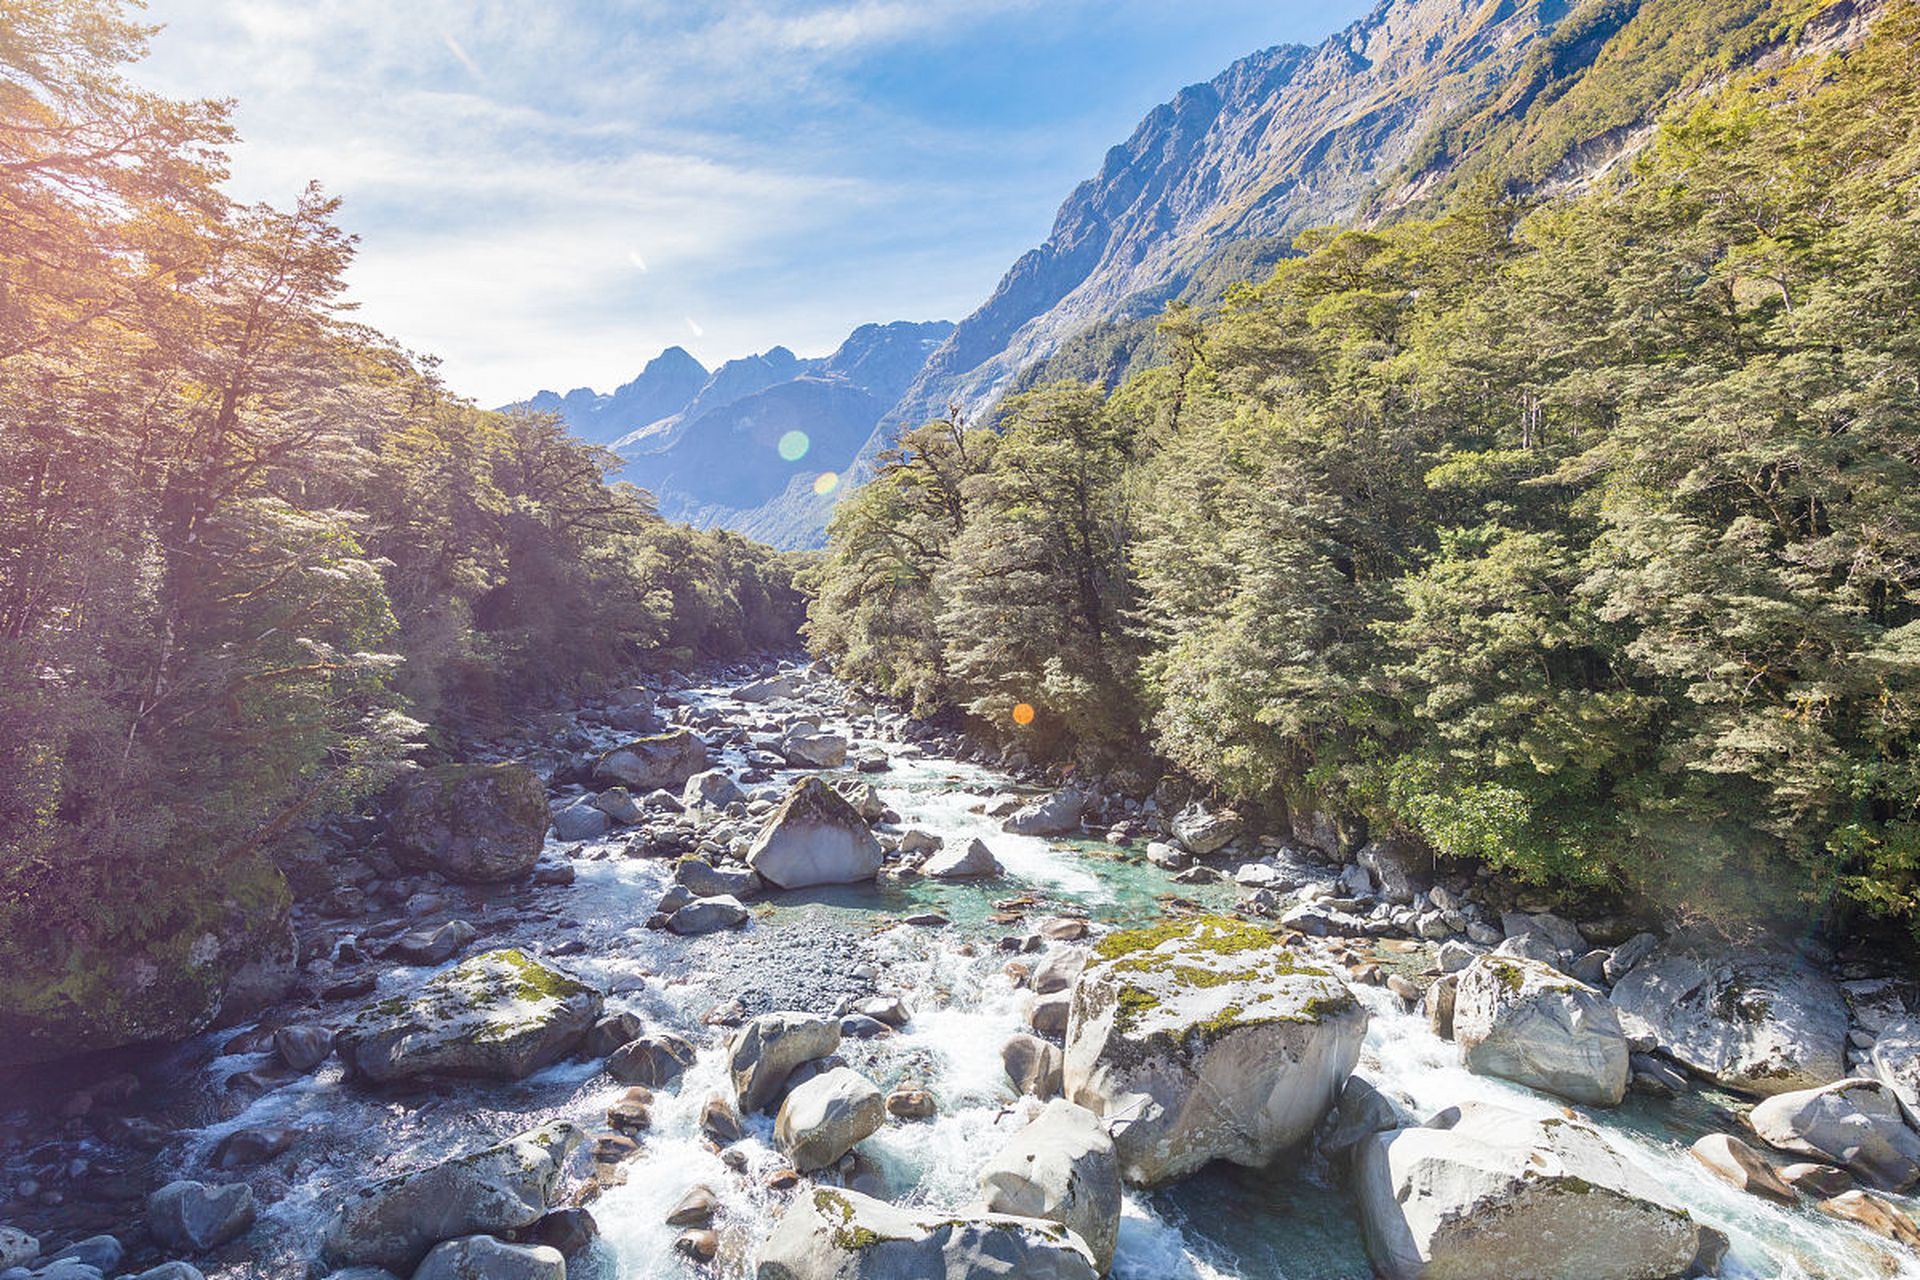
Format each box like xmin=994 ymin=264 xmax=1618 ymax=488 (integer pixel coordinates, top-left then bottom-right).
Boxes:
xmin=0 ymin=3 xmax=804 ymax=1028
xmin=806 ymin=5 xmax=1920 ymax=934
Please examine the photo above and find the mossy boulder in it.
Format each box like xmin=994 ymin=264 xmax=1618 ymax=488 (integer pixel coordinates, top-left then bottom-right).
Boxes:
xmin=1355 ymin=1102 xmax=1704 ymax=1280
xmin=593 ymin=729 xmax=710 ymax=793
xmin=389 ymin=762 xmax=548 ymax=883
xmin=746 ymin=776 xmax=883 ymax=890
xmin=1062 ymin=915 xmax=1367 ymax=1186
xmin=1453 ymin=955 xmax=1628 ymax=1107
xmin=322 ymin=1121 xmax=581 ymax=1273
xmin=336 ymin=949 xmax=602 ymax=1084
xmin=755 ymin=1187 xmax=1098 ymax=1280
xmin=0 ymin=851 xmax=293 ymax=1069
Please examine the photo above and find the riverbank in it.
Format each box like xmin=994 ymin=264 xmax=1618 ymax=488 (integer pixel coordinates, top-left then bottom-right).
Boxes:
xmin=3 ymin=660 xmax=1919 ymax=1279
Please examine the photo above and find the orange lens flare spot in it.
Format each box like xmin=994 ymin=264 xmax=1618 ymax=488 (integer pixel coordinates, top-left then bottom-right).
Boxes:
xmin=1011 ymin=702 xmax=1035 ymax=726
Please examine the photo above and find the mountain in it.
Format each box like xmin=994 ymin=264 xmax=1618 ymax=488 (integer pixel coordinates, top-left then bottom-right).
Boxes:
xmin=520 ymin=0 xmax=1868 ymax=547
xmin=519 ymin=345 xmax=708 ymax=445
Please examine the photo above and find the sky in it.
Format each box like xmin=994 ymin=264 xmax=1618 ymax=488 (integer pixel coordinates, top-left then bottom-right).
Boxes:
xmin=131 ymin=0 xmax=1374 ymax=406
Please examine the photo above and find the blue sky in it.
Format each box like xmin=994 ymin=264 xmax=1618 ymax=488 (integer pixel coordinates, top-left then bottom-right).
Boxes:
xmin=132 ymin=0 xmax=1374 ymax=405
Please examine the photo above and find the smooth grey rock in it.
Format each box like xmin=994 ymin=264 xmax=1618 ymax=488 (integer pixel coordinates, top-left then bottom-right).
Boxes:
xmin=274 ymin=1023 xmax=335 ymax=1071
xmin=1354 ymin=1102 xmax=1703 ymax=1280
xmin=386 ymin=919 xmax=476 ymax=967
xmin=1610 ymin=938 xmax=1847 ymax=1096
xmin=1690 ymin=1133 xmax=1795 ymax=1205
xmin=781 ymin=730 xmax=848 ymax=769
xmin=146 ymin=1181 xmax=255 ymax=1252
xmin=550 ymin=799 xmax=611 ymax=842
xmin=1453 ymin=955 xmax=1628 ymax=1106
xmin=1002 ymin=790 xmax=1089 ymax=837
xmin=746 ymin=777 xmax=883 ymax=889
xmin=667 ymin=894 xmax=750 ymax=935
xmin=593 ymin=729 xmax=709 ymax=792
xmin=608 ymin=1033 xmax=697 ymax=1087
xmin=1750 ymin=1078 xmax=1920 ymax=1191
xmin=389 ymin=763 xmax=548 ymax=883
xmin=754 ymin=1188 xmax=1097 ymax=1280
xmin=1004 ymin=1033 xmax=1064 ymax=1100
xmin=774 ymin=1067 xmax=885 ymax=1171
xmin=683 ymin=768 xmax=748 ymax=810
xmin=321 ymin=1123 xmax=579 ymax=1273
xmin=1172 ymin=803 xmax=1242 ymax=855
xmin=923 ymin=837 xmax=1002 ymax=879
xmin=675 ymin=857 xmax=761 ymax=900
xmin=730 ymin=1012 xmax=843 ymax=1113
xmin=0 ymin=1228 xmax=34 ymax=1271
xmin=410 ymin=1235 xmax=564 ymax=1280
xmin=1356 ymin=839 xmax=1425 ymax=905
xmin=1603 ymin=931 xmax=1659 ymax=984
xmin=978 ymin=1099 xmax=1122 ymax=1272
xmin=591 ymin=786 xmax=646 ymax=825
xmin=1868 ymin=1018 xmax=1920 ymax=1128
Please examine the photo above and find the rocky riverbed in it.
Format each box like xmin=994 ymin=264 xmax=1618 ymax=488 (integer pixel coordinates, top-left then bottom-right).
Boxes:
xmin=5 ymin=662 xmax=1920 ymax=1279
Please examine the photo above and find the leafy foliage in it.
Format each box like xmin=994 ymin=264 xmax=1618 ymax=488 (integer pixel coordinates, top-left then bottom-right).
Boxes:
xmin=810 ymin=6 xmax=1920 ymax=933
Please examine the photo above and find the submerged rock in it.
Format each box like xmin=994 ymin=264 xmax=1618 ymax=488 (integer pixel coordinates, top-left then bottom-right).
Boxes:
xmin=336 ymin=949 xmax=602 ymax=1084
xmin=977 ymin=1099 xmax=1122 ymax=1273
xmin=755 ymin=1187 xmax=1098 ymax=1280
xmin=1354 ymin=1102 xmax=1703 ymax=1280
xmin=1062 ymin=915 xmax=1367 ymax=1186
xmin=321 ymin=1123 xmax=580 ymax=1273
xmin=389 ymin=762 xmax=549 ymax=883
xmin=1609 ymin=938 xmax=1846 ymax=1096
xmin=746 ymin=777 xmax=884 ymax=889
xmin=593 ymin=729 xmax=710 ymax=793
xmin=1452 ymin=955 xmax=1628 ymax=1106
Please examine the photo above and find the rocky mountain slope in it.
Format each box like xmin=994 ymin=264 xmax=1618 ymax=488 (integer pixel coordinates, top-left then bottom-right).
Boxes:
xmin=520 ymin=0 xmax=1872 ymax=547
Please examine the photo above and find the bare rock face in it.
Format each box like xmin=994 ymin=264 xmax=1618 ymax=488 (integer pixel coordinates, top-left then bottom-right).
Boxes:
xmin=746 ymin=777 xmax=884 ymax=889
xmin=1609 ymin=937 xmax=1847 ymax=1097
xmin=1062 ymin=915 xmax=1366 ymax=1186
xmin=755 ymin=1188 xmax=1098 ymax=1280
xmin=1354 ymin=1103 xmax=1704 ymax=1280
xmin=389 ymin=762 xmax=549 ymax=883
xmin=336 ymin=950 xmax=602 ymax=1084
xmin=1452 ymin=955 xmax=1628 ymax=1106
xmin=593 ymin=729 xmax=710 ymax=793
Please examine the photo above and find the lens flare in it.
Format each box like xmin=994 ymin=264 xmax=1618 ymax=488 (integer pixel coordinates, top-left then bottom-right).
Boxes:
xmin=778 ymin=430 xmax=810 ymax=462
xmin=813 ymin=471 xmax=839 ymax=495
xmin=1011 ymin=702 xmax=1035 ymax=726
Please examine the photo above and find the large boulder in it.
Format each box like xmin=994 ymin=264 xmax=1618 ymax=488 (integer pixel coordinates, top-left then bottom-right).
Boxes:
xmin=1868 ymin=1018 xmax=1920 ymax=1127
xmin=0 ymin=852 xmax=293 ymax=1069
xmin=1356 ymin=839 xmax=1427 ymax=905
xmin=593 ymin=729 xmax=710 ymax=793
xmin=666 ymin=895 xmax=751 ymax=935
xmin=731 ymin=1012 xmax=843 ymax=1113
xmin=321 ymin=1123 xmax=580 ymax=1273
xmin=412 ymin=1235 xmax=564 ymax=1280
xmin=683 ymin=769 xmax=749 ymax=810
xmin=774 ymin=1067 xmax=885 ymax=1171
xmin=977 ymin=1099 xmax=1122 ymax=1273
xmin=1003 ymin=790 xmax=1089 ymax=837
xmin=781 ymin=731 xmax=848 ymax=770
xmin=1609 ymin=937 xmax=1846 ymax=1096
xmin=1172 ymin=804 xmax=1243 ymax=855
xmin=746 ymin=777 xmax=884 ymax=889
xmin=336 ymin=949 xmax=602 ymax=1084
xmin=924 ymin=838 xmax=1002 ymax=880
xmin=146 ymin=1180 xmax=256 ymax=1252
xmin=756 ymin=1188 xmax=1098 ymax=1280
xmin=389 ymin=763 xmax=549 ymax=882
xmin=1452 ymin=956 xmax=1628 ymax=1106
xmin=735 ymin=673 xmax=801 ymax=703
xmin=1354 ymin=1102 xmax=1704 ymax=1280
xmin=1749 ymin=1078 xmax=1920 ymax=1191
xmin=1062 ymin=915 xmax=1367 ymax=1186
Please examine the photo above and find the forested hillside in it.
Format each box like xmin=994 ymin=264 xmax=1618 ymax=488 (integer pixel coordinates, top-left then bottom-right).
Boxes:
xmin=806 ymin=4 xmax=1920 ymax=934
xmin=0 ymin=3 xmax=803 ymax=1047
